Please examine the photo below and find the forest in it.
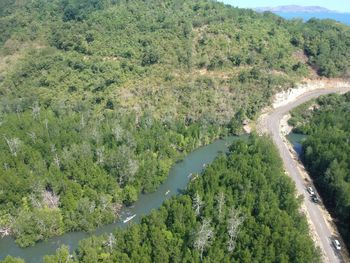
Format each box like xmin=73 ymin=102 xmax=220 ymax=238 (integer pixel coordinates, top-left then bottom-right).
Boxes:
xmin=0 ymin=0 xmax=349 ymax=247
xmin=289 ymin=92 xmax=350 ymax=250
xmin=2 ymin=136 xmax=321 ymax=262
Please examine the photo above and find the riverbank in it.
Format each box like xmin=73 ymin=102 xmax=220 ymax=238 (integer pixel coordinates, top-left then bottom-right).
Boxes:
xmin=0 ymin=136 xmax=245 ymax=262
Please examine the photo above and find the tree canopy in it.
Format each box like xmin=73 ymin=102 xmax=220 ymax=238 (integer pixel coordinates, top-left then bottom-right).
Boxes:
xmin=0 ymin=0 xmax=349 ymax=247
xmin=40 ymin=136 xmax=320 ymax=263
xmin=290 ymin=92 xmax=350 ymax=250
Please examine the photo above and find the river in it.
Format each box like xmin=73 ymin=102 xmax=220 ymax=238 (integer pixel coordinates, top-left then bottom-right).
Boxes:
xmin=0 ymin=136 xmax=247 ymax=262
xmin=0 ymin=133 xmax=310 ymax=262
xmin=287 ymin=133 xmax=307 ymax=155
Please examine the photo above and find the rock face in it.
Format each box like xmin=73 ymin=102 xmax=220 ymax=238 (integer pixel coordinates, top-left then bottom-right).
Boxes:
xmin=255 ymin=5 xmax=334 ymax=13
xmin=272 ymin=79 xmax=350 ymax=109
xmin=256 ymin=79 xmax=350 ymax=135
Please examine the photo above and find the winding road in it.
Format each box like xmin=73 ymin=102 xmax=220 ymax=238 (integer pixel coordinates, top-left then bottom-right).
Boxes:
xmin=258 ymin=83 xmax=350 ymax=263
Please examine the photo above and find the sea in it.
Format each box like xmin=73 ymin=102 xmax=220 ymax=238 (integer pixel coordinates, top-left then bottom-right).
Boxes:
xmin=275 ymin=12 xmax=350 ymax=26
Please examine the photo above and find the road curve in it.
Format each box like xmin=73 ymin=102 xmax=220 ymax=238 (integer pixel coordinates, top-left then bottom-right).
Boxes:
xmin=259 ymin=85 xmax=350 ymax=263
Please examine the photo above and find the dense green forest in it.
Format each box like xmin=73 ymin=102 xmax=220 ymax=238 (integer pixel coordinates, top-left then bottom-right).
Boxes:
xmin=0 ymin=0 xmax=349 ymax=246
xmin=3 ymin=136 xmax=321 ymax=262
xmin=289 ymin=92 xmax=350 ymax=250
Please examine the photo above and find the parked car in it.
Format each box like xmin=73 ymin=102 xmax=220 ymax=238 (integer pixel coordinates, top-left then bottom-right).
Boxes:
xmin=311 ymin=195 xmax=319 ymax=203
xmin=332 ymin=239 xmax=341 ymax=251
xmin=307 ymin=186 xmax=315 ymax=196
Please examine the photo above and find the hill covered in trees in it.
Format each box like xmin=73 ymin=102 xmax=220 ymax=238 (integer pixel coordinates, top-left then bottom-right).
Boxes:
xmin=289 ymin=92 xmax=350 ymax=250
xmin=0 ymin=0 xmax=349 ymax=246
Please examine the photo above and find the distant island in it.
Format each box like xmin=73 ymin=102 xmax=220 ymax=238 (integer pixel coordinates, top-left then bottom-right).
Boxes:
xmin=255 ymin=5 xmax=336 ymax=13
xmin=253 ymin=5 xmax=350 ymax=26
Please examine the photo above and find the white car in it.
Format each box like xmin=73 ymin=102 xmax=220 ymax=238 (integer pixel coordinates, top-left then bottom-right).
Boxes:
xmin=307 ymin=186 xmax=315 ymax=196
xmin=332 ymin=239 xmax=341 ymax=251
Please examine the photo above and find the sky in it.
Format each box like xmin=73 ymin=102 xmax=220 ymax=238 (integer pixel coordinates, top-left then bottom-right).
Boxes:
xmin=221 ymin=0 xmax=350 ymax=13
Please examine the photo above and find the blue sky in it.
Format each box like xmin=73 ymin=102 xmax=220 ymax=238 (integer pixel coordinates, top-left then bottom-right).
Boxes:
xmin=220 ymin=0 xmax=350 ymax=12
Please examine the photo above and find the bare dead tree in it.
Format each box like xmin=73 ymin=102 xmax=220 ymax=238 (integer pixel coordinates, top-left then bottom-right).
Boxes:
xmin=117 ymin=157 xmax=138 ymax=186
xmin=124 ymin=132 xmax=136 ymax=150
xmin=51 ymin=245 xmax=73 ymax=263
xmin=0 ymin=215 xmax=13 ymax=237
xmin=227 ymin=208 xmax=245 ymax=252
xmin=0 ymin=226 xmax=12 ymax=237
xmin=80 ymin=143 xmax=91 ymax=157
xmin=96 ymin=147 xmax=104 ymax=165
xmin=105 ymin=233 xmax=116 ymax=253
xmin=35 ymin=216 xmax=46 ymax=234
xmin=51 ymin=144 xmax=61 ymax=169
xmin=88 ymin=201 xmax=96 ymax=213
xmin=15 ymin=103 xmax=23 ymax=119
xmin=44 ymin=118 xmax=49 ymax=131
xmin=127 ymin=158 xmax=138 ymax=181
xmin=27 ymin=131 xmax=37 ymax=144
xmin=144 ymin=113 xmax=153 ymax=128
xmin=194 ymin=218 xmax=214 ymax=261
xmin=80 ymin=114 xmax=85 ymax=129
xmin=29 ymin=194 xmax=42 ymax=208
xmin=193 ymin=192 xmax=203 ymax=217
xmin=51 ymin=144 xmax=57 ymax=153
xmin=91 ymin=127 xmax=100 ymax=143
xmin=217 ymin=192 xmax=225 ymax=220
xmin=61 ymin=148 xmax=71 ymax=165
xmin=112 ymin=125 xmax=123 ymax=142
xmin=112 ymin=203 xmax=122 ymax=219
xmin=53 ymin=154 xmax=61 ymax=169
xmin=4 ymin=136 xmax=21 ymax=156
xmin=161 ymin=111 xmax=173 ymax=125
xmin=32 ymin=102 xmax=41 ymax=120
xmin=100 ymin=195 xmax=109 ymax=211
xmin=97 ymin=114 xmax=105 ymax=124
xmin=43 ymin=190 xmax=60 ymax=209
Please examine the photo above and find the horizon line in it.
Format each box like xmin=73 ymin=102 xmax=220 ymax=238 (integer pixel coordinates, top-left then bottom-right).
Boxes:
xmin=220 ymin=3 xmax=350 ymax=14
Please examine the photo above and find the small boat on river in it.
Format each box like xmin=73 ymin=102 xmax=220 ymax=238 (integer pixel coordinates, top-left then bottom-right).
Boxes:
xmin=123 ymin=214 xmax=136 ymax=223
xmin=165 ymin=190 xmax=170 ymax=195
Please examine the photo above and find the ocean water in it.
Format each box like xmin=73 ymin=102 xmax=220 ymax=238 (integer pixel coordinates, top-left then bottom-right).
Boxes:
xmin=275 ymin=12 xmax=350 ymax=26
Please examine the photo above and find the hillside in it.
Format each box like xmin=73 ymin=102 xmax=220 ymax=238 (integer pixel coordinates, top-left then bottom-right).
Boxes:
xmin=0 ymin=0 xmax=350 ymax=247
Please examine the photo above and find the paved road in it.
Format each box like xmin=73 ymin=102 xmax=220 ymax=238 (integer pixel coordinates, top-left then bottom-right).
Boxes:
xmin=259 ymin=86 xmax=350 ymax=263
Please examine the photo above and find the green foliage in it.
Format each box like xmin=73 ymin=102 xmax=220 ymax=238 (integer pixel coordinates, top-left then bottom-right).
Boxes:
xmin=0 ymin=0 xmax=349 ymax=247
xmin=44 ymin=136 xmax=320 ymax=262
xmin=43 ymin=246 xmax=76 ymax=263
xmin=0 ymin=105 xmax=222 ymax=246
xmin=0 ymin=256 xmax=25 ymax=263
xmin=228 ymin=109 xmax=246 ymax=135
xmin=291 ymin=92 xmax=350 ymax=250
xmin=298 ymin=19 xmax=350 ymax=77
xmin=61 ymin=0 xmax=111 ymax=22
xmin=288 ymin=99 xmax=314 ymax=129
xmin=13 ymin=208 xmax=64 ymax=247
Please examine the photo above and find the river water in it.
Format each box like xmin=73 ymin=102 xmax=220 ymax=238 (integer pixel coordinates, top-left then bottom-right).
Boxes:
xmin=287 ymin=132 xmax=307 ymax=155
xmin=0 ymin=133 xmax=308 ymax=262
xmin=0 ymin=136 xmax=246 ymax=262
